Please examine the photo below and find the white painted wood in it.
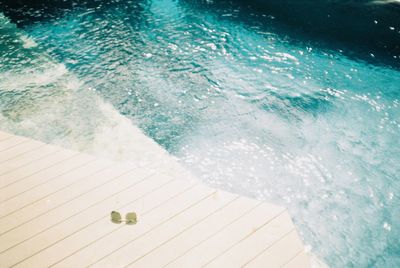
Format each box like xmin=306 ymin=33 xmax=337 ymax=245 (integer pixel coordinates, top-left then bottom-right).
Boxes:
xmin=0 ymin=154 xmax=94 ymax=206
xmin=16 ymin=183 xmax=208 ymax=268
xmin=50 ymin=179 xmax=195 ymax=268
xmin=1 ymin=173 xmax=181 ymax=267
xmin=0 ymin=131 xmax=12 ymax=141
xmin=127 ymin=196 xmax=258 ymax=268
xmin=0 ymin=131 xmax=315 ymax=268
xmin=0 ymin=144 xmax=59 ymax=178
xmin=0 ymin=140 xmax=43 ymax=163
xmin=166 ymin=203 xmax=285 ymax=268
xmin=283 ymin=251 xmax=312 ymax=268
xmin=204 ymin=212 xmax=294 ymax=268
xmin=0 ymin=163 xmax=144 ymax=254
xmin=0 ymin=135 xmax=27 ymax=152
xmin=244 ymin=230 xmax=304 ymax=268
xmin=95 ymin=190 xmax=238 ymax=268
xmin=0 ymin=148 xmax=74 ymax=189
xmin=0 ymin=159 xmax=113 ymax=232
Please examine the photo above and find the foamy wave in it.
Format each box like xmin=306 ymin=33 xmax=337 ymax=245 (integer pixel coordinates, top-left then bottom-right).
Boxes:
xmin=0 ymin=20 xmax=189 ymax=177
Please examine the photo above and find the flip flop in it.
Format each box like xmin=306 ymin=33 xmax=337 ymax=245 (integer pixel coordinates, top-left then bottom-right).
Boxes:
xmin=125 ymin=212 xmax=137 ymax=225
xmin=111 ymin=211 xmax=122 ymax=224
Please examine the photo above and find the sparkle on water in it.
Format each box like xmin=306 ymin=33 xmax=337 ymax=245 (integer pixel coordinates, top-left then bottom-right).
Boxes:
xmin=0 ymin=0 xmax=400 ymax=266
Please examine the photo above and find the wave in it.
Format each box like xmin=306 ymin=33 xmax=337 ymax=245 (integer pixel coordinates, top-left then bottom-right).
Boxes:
xmin=0 ymin=13 xmax=186 ymax=173
xmin=1 ymin=2 xmax=400 ymax=266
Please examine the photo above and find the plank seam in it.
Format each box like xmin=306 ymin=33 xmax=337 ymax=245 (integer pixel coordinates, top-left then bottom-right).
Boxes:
xmin=88 ymin=187 xmax=214 ymax=267
xmin=0 ymin=137 xmax=28 ymax=153
xmin=279 ymin=249 xmax=304 ymax=267
xmin=0 ymin=146 xmax=60 ymax=178
xmin=0 ymin=135 xmax=13 ymax=142
xmin=0 ymin=142 xmax=46 ymax=164
xmin=9 ymin=172 xmax=166 ymax=267
xmin=48 ymin=181 xmax=199 ymax=268
xmin=0 ymin=139 xmax=31 ymax=156
xmin=125 ymin=195 xmax=241 ymax=267
xmin=0 ymin=164 xmax=144 ymax=252
xmin=162 ymin=201 xmax=263 ymax=268
xmin=241 ymin=228 xmax=296 ymax=267
xmin=0 ymin=160 xmax=113 ymax=228
xmin=0 ymin=148 xmax=70 ymax=187
xmin=0 ymin=157 xmax=97 ymax=208
xmin=201 ymin=209 xmax=287 ymax=267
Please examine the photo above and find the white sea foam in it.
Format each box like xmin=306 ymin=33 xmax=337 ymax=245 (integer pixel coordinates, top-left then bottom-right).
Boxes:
xmin=0 ymin=21 xmax=184 ymax=173
xmin=19 ymin=34 xmax=38 ymax=48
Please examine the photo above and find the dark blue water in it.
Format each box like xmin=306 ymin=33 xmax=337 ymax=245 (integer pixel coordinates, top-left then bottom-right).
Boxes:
xmin=1 ymin=0 xmax=400 ymax=266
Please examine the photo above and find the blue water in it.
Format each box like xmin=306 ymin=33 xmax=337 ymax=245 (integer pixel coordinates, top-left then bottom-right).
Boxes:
xmin=1 ymin=0 xmax=400 ymax=266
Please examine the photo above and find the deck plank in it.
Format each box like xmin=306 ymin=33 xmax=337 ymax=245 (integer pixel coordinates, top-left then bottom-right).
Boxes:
xmin=127 ymin=197 xmax=259 ymax=268
xmin=282 ymin=251 xmax=311 ymax=268
xmin=0 ymin=143 xmax=59 ymax=178
xmin=0 ymin=159 xmax=112 ymax=232
xmin=0 ymin=131 xmax=315 ymax=268
xmin=0 ymin=131 xmax=12 ymax=141
xmin=244 ymin=230 xmax=305 ymax=268
xmin=0 ymin=135 xmax=27 ymax=152
xmin=0 ymin=148 xmax=75 ymax=188
xmin=0 ymin=163 xmax=148 ymax=253
xmin=0 ymin=140 xmax=44 ymax=163
xmin=16 ymin=183 xmax=209 ymax=268
xmin=48 ymin=179 xmax=195 ymax=268
xmin=1 ymin=173 xmax=180 ymax=267
xmin=204 ymin=212 xmax=294 ymax=267
xmin=166 ymin=202 xmax=284 ymax=268
xmin=0 ymin=152 xmax=93 ymax=204
xmin=94 ymin=190 xmax=238 ymax=268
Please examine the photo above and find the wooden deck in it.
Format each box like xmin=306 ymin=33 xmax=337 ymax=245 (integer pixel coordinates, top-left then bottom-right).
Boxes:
xmin=0 ymin=130 xmax=315 ymax=268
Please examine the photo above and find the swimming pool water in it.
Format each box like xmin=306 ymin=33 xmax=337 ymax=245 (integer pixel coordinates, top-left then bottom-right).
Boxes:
xmin=1 ymin=0 xmax=400 ymax=266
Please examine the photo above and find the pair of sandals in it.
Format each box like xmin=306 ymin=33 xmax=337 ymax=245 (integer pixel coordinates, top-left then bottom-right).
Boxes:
xmin=111 ymin=211 xmax=137 ymax=225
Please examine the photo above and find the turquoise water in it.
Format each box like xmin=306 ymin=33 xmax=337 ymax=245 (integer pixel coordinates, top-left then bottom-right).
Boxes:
xmin=1 ymin=0 xmax=400 ymax=266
